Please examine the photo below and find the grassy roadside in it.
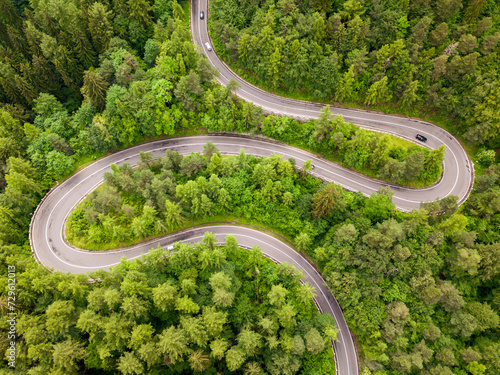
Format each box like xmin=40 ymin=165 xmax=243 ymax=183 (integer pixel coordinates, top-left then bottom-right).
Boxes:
xmin=66 ymin=209 xmax=298 ymax=252
xmin=72 ymin=152 xmax=107 ymax=174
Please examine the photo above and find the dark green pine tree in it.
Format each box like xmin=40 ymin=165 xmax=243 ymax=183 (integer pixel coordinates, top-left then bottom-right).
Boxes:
xmin=88 ymin=2 xmax=114 ymax=54
xmin=70 ymin=25 xmax=96 ymax=69
xmin=81 ymin=69 xmax=110 ymax=111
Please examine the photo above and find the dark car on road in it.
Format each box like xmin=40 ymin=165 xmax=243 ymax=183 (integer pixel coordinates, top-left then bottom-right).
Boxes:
xmin=200 ymin=11 xmax=204 ymax=19
xmin=416 ymin=134 xmax=427 ymax=142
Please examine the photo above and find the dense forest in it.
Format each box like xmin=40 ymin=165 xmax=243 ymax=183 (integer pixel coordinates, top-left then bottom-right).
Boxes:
xmin=65 ymin=147 xmax=500 ymax=375
xmin=0 ymin=236 xmax=338 ymax=374
xmin=209 ymin=0 xmax=500 ymax=147
xmin=1 ymin=0 xmax=500 ymax=374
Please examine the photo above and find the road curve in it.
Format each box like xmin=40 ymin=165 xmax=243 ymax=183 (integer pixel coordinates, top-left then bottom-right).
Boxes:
xmin=191 ymin=0 xmax=474 ymax=210
xmin=30 ymin=136 xmax=360 ymax=374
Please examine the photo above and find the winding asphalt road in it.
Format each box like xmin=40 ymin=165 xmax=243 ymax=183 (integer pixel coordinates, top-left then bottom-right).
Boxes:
xmin=192 ymin=0 xmax=473 ymax=210
xmin=30 ymin=133 xmax=468 ymax=375
xmin=29 ymin=4 xmax=476 ymax=375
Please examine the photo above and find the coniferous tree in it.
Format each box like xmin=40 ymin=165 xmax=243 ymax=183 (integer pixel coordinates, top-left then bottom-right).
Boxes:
xmin=88 ymin=2 xmax=114 ymax=55
xmin=81 ymin=69 xmax=109 ymax=110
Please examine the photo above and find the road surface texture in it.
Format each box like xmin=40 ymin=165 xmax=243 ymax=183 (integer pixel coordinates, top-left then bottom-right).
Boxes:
xmin=29 ymin=4 xmax=476 ymax=375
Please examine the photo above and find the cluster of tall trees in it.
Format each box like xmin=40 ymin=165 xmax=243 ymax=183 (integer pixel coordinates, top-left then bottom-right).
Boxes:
xmin=0 ymin=0 xmax=262 ymax=186
xmin=210 ymin=0 xmax=500 ymax=147
xmin=0 ymin=156 xmax=43 ymax=244
xmin=316 ymin=190 xmax=500 ymax=374
xmin=0 ymin=0 xmax=170 ymax=110
xmin=0 ymin=0 xmax=175 ymax=244
xmin=310 ymin=106 xmax=444 ymax=184
xmin=0 ymin=234 xmax=337 ymax=374
xmin=67 ymin=145 xmax=319 ymax=249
